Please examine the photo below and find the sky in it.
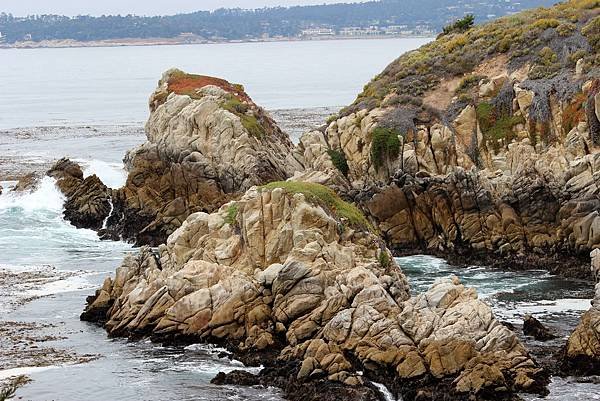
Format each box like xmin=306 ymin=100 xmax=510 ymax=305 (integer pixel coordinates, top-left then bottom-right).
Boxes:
xmin=1 ymin=0 xmax=362 ymax=16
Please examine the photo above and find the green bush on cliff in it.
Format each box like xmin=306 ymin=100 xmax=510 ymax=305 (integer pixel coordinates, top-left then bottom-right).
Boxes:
xmin=224 ymin=204 xmax=239 ymax=225
xmin=477 ymin=102 xmax=524 ymax=152
xmin=583 ymin=15 xmax=600 ymax=50
xmin=370 ymin=128 xmax=401 ymax=170
xmin=378 ymin=251 xmax=391 ymax=268
xmin=240 ymin=114 xmax=266 ymax=138
xmin=327 ymin=149 xmax=350 ymax=177
xmin=222 ymin=95 xmax=249 ymax=114
xmin=455 ymin=74 xmax=485 ymax=94
xmin=441 ymin=14 xmax=475 ymax=36
xmin=260 ymin=181 xmax=373 ymax=232
xmin=221 ymin=94 xmax=265 ymax=138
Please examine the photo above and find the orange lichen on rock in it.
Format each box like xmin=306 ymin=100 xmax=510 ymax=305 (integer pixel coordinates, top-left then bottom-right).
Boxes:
xmin=167 ymin=71 xmax=252 ymax=103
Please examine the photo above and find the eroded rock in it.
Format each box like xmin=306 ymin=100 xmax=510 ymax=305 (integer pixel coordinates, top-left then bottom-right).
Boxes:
xmin=82 ymin=184 xmax=547 ymax=400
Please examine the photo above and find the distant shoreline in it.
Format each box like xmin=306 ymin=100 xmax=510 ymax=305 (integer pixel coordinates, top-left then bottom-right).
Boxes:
xmin=0 ymin=34 xmax=435 ymax=50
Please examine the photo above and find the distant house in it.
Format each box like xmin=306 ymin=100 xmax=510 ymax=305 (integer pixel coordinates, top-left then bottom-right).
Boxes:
xmin=339 ymin=26 xmax=382 ymax=36
xmin=300 ymin=28 xmax=335 ymax=37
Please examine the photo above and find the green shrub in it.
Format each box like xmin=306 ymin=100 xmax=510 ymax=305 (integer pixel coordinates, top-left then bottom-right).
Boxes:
xmin=240 ymin=114 xmax=265 ymax=138
xmin=224 ymin=204 xmax=239 ymax=225
xmin=557 ymin=22 xmax=576 ymax=36
xmin=456 ymin=74 xmax=485 ymax=94
xmin=378 ymin=251 xmax=391 ymax=268
xmin=532 ymin=18 xmax=560 ymax=30
xmin=583 ymin=15 xmax=600 ymax=51
xmin=442 ymin=14 xmax=475 ymax=36
xmin=538 ymin=47 xmax=558 ymax=65
xmin=260 ymin=181 xmax=373 ymax=231
xmin=477 ymin=102 xmax=524 ymax=152
xmin=222 ymin=95 xmax=249 ymax=114
xmin=370 ymin=128 xmax=401 ymax=170
xmin=327 ymin=149 xmax=350 ymax=177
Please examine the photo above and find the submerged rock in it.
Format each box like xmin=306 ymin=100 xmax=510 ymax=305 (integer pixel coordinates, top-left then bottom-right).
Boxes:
xmin=523 ymin=314 xmax=556 ymax=342
xmin=82 ymin=183 xmax=547 ymax=400
xmin=11 ymin=172 xmax=40 ymax=193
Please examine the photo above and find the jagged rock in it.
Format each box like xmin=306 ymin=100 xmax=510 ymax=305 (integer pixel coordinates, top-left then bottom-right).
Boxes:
xmin=82 ymin=184 xmax=547 ymax=399
xmin=523 ymin=314 xmax=556 ymax=342
xmin=47 ymin=158 xmax=112 ymax=230
xmin=51 ymin=70 xmax=303 ymax=245
xmin=564 ymin=249 xmax=600 ymax=374
xmin=11 ymin=172 xmax=40 ymax=192
xmin=313 ymin=77 xmax=600 ymax=270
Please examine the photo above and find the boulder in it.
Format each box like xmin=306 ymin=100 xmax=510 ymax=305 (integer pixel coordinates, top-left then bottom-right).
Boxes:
xmin=47 ymin=158 xmax=112 ymax=230
xmin=523 ymin=314 xmax=556 ymax=342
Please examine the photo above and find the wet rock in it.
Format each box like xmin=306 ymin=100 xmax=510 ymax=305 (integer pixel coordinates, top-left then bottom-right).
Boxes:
xmin=47 ymin=158 xmax=112 ymax=230
xmin=523 ymin=315 xmax=556 ymax=341
xmin=11 ymin=172 xmax=40 ymax=192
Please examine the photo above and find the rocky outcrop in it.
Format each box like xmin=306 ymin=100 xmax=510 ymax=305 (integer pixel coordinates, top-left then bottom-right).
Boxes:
xmin=284 ymin=2 xmax=600 ymax=271
xmin=11 ymin=172 xmax=40 ymax=193
xmin=53 ymin=69 xmax=303 ymax=245
xmin=47 ymin=158 xmax=112 ymax=230
xmin=303 ymin=69 xmax=600 ymax=272
xmin=82 ymin=184 xmax=547 ymax=400
xmin=564 ymin=248 xmax=600 ymax=374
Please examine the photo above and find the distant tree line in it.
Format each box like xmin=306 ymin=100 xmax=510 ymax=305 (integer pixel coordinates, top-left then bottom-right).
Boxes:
xmin=0 ymin=0 xmax=557 ymax=43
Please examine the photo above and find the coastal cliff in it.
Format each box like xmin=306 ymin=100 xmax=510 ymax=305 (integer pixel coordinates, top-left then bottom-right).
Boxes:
xmin=300 ymin=0 xmax=600 ymax=273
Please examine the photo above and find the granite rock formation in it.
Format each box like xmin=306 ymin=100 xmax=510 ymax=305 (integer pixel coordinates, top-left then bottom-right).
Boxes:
xmin=51 ymin=69 xmax=302 ymax=245
xmin=81 ymin=184 xmax=547 ymax=400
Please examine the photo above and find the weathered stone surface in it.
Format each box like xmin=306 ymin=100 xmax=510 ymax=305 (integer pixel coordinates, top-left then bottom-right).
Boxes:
xmin=52 ymin=69 xmax=303 ymax=245
xmin=313 ymin=76 xmax=600 ymax=269
xmin=82 ymin=185 xmax=547 ymax=399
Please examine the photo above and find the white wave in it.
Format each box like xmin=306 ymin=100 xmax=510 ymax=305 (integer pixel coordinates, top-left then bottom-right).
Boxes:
xmin=0 ymin=365 xmax=60 ymax=380
xmin=80 ymin=159 xmax=127 ymax=189
xmin=494 ymin=298 xmax=592 ymax=323
xmin=24 ymin=272 xmax=97 ymax=297
xmin=0 ymin=177 xmax=64 ymax=213
xmin=102 ymin=198 xmax=114 ymax=230
xmin=372 ymin=382 xmax=401 ymax=401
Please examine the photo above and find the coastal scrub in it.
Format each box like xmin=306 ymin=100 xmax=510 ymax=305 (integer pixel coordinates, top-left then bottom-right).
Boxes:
xmin=261 ymin=181 xmax=373 ymax=231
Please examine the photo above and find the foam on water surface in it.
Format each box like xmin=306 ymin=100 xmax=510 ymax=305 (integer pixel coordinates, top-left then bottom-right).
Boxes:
xmin=79 ymin=159 xmax=128 ymax=189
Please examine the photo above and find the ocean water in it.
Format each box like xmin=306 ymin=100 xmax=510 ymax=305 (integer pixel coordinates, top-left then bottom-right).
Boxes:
xmin=0 ymin=38 xmax=431 ymax=129
xmin=0 ymin=38 xmax=598 ymax=400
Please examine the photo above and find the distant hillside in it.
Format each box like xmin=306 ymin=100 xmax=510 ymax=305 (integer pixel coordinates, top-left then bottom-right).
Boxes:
xmin=0 ymin=0 xmax=557 ymax=44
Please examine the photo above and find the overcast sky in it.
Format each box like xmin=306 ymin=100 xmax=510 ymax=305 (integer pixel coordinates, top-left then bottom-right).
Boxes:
xmin=2 ymin=0 xmax=360 ymax=16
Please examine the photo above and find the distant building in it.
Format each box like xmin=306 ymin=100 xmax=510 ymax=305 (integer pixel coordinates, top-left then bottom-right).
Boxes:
xmin=339 ymin=26 xmax=381 ymax=36
xmin=177 ymin=32 xmax=203 ymax=43
xmin=300 ymin=28 xmax=335 ymax=37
